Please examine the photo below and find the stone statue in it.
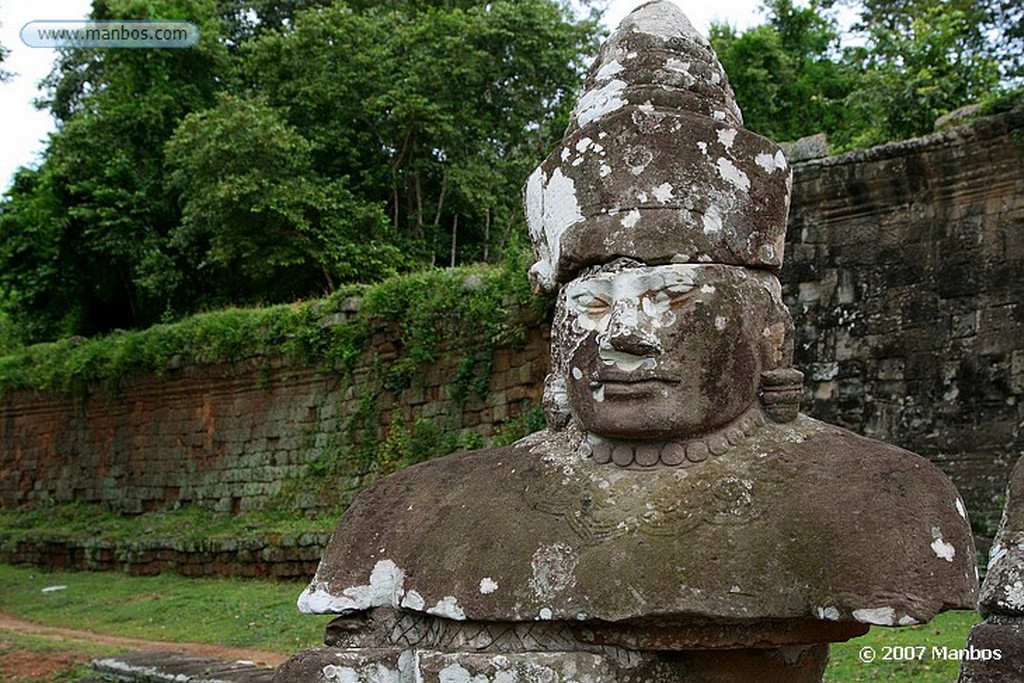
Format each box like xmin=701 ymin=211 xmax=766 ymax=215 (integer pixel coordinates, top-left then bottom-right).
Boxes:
xmin=276 ymin=3 xmax=978 ymax=681
xmin=960 ymin=456 xmax=1024 ymax=682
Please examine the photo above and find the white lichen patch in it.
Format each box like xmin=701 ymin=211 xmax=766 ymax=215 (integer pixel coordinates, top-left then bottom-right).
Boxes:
xmin=931 ymin=527 xmax=956 ymax=562
xmin=1004 ymin=580 xmax=1024 ymax=610
xmin=702 ymin=204 xmax=723 ymax=235
xmin=621 ymin=209 xmax=641 ymax=229
xmin=651 ymin=182 xmax=674 ymax=203
xmin=716 ymin=157 xmax=750 ymax=192
xmin=816 ymin=606 xmax=841 ymax=621
xmin=428 ymin=595 xmax=467 ymax=620
xmin=529 ymin=542 xmax=578 ymax=601
xmin=988 ymin=543 xmax=1007 ymax=570
xmin=595 ymin=59 xmax=624 ymax=82
xmin=574 ymin=78 xmax=627 ymax=128
xmin=539 ymin=607 xmax=554 ymax=620
xmin=599 ymin=163 xmax=612 ymax=177
xmin=599 ymin=349 xmax=657 ymax=372
xmin=401 ymin=589 xmax=425 ymax=611
xmin=575 ymin=137 xmax=593 ymax=153
xmin=524 ymin=165 xmax=584 ymax=292
xmin=437 ymin=663 xmax=480 ymax=683
xmin=298 ymin=559 xmax=405 ymax=614
xmin=852 ymin=607 xmax=896 ymax=626
xmin=898 ymin=615 xmax=920 ymax=626
xmin=755 ymin=150 xmax=788 ymax=173
xmin=543 ymin=168 xmax=583 ymax=243
xmin=523 ymin=168 xmax=554 ymax=293
xmin=323 ymin=664 xmax=402 ymax=683
xmin=664 ymin=57 xmax=691 ymax=74
xmin=479 ymin=578 xmax=499 ymax=595
xmin=716 ymin=128 xmax=737 ymax=149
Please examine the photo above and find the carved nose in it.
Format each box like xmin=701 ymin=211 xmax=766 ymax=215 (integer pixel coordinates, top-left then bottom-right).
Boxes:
xmin=606 ymin=303 xmax=662 ymax=356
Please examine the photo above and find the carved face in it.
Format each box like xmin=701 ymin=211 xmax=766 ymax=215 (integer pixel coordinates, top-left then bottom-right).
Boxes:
xmin=555 ymin=263 xmax=782 ymax=440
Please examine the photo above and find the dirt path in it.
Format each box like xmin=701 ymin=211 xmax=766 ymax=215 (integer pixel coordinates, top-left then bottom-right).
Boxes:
xmin=0 ymin=611 xmax=286 ymax=680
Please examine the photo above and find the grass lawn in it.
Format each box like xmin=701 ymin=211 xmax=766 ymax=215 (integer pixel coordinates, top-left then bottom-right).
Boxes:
xmin=827 ymin=611 xmax=980 ymax=682
xmin=0 ymin=564 xmax=329 ymax=653
xmin=0 ymin=564 xmax=979 ymax=682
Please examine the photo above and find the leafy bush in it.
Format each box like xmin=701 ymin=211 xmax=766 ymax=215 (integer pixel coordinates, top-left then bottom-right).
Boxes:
xmin=0 ymin=261 xmax=537 ymax=397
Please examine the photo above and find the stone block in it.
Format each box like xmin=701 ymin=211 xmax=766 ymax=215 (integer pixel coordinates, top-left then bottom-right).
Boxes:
xmin=415 ymin=650 xmax=622 ymax=682
xmin=275 ymin=648 xmax=408 ymax=683
xmin=952 ymin=311 xmax=980 ymax=339
xmin=959 ymin=620 xmax=1024 ymax=682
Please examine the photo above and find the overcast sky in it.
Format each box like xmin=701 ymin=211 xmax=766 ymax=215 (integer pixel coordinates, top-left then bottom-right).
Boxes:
xmin=0 ymin=0 xmax=768 ymax=194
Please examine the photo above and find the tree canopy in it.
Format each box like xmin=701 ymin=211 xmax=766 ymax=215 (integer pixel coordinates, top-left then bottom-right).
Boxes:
xmin=0 ymin=0 xmax=599 ymax=342
xmin=711 ymin=0 xmax=1018 ymax=151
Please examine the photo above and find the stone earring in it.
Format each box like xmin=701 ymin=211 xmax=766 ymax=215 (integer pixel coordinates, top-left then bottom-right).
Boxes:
xmin=759 ymin=367 xmax=804 ymax=423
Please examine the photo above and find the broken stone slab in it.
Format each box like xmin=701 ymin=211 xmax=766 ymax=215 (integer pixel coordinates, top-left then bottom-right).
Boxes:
xmin=91 ymin=650 xmax=276 ymax=683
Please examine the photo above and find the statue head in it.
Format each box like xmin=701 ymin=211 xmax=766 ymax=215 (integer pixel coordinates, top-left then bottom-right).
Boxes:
xmin=555 ymin=260 xmax=791 ymax=441
xmin=526 ymin=0 xmax=801 ymax=448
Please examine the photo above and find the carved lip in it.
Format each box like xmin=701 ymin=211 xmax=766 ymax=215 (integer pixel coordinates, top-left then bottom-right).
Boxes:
xmin=591 ymin=370 xmax=682 ymax=385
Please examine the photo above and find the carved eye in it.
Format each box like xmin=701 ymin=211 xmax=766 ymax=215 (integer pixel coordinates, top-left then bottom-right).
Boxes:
xmin=652 ymin=286 xmax=697 ymax=308
xmin=574 ymin=294 xmax=611 ymax=317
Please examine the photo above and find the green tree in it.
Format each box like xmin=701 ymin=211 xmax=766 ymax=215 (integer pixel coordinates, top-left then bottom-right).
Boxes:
xmin=842 ymin=0 xmax=1001 ymax=147
xmin=710 ymin=0 xmax=855 ymax=143
xmin=238 ymin=0 xmax=598 ymax=267
xmin=990 ymin=0 xmax=1024 ymax=82
xmin=0 ymin=0 xmax=230 ymax=339
xmin=215 ymin=0 xmax=330 ymax=47
xmin=712 ymin=0 xmax=1012 ymax=151
xmin=0 ymin=167 xmax=78 ymax=341
xmin=164 ymin=94 xmax=407 ymax=304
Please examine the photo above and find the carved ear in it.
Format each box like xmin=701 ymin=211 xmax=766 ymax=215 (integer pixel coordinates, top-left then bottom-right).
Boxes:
xmin=758 ymin=296 xmax=801 ymax=422
xmin=543 ymin=373 xmax=572 ymax=430
xmin=759 ymin=368 xmax=804 ymax=423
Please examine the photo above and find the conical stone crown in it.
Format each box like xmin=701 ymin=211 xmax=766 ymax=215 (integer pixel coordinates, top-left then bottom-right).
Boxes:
xmin=525 ymin=0 xmax=792 ymax=293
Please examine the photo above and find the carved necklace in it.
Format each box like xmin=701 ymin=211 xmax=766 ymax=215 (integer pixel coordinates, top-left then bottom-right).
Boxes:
xmin=579 ymin=405 xmax=766 ymax=468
